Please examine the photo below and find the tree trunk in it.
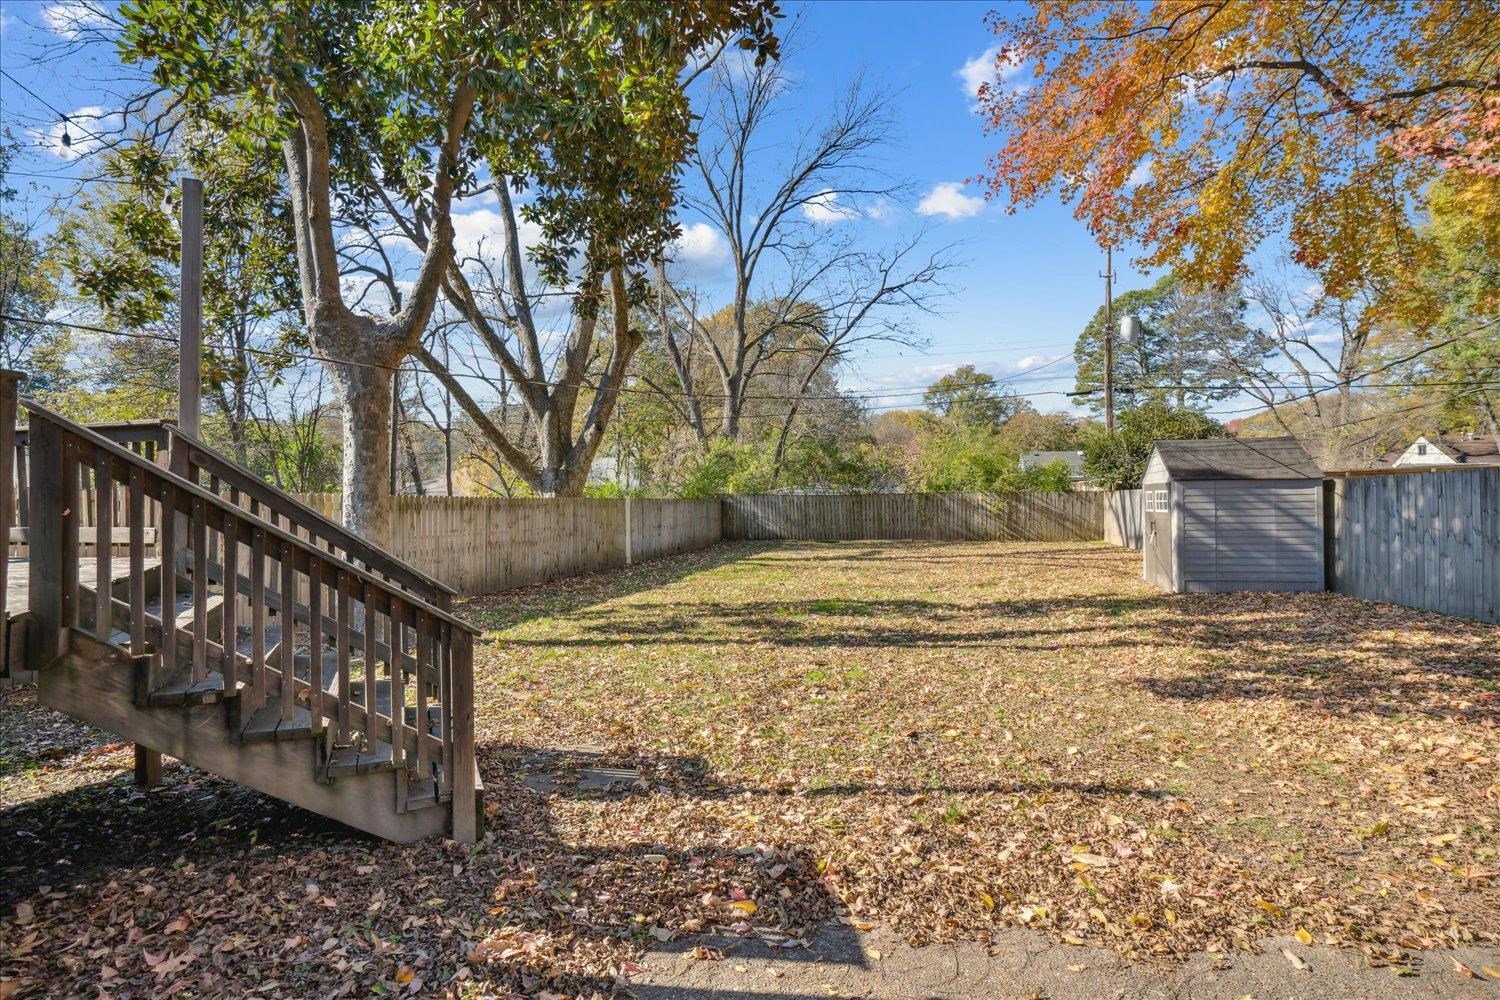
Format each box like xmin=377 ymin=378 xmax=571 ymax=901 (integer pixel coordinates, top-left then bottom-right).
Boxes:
xmin=329 ymin=359 xmax=393 ymax=547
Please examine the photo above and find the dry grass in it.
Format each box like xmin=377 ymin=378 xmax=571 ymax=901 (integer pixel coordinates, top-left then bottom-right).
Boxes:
xmin=1 ymin=540 xmax=1496 ymax=997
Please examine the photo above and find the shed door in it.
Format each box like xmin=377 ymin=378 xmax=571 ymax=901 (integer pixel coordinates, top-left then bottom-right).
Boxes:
xmin=1209 ymin=481 xmax=1322 ymax=589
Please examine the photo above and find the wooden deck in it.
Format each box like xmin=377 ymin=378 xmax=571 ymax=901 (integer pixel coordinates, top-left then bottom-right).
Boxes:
xmin=6 ymin=555 xmax=160 ymax=615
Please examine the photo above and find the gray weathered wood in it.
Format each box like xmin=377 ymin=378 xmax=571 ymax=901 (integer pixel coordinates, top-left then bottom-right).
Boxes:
xmin=721 ymin=491 xmax=1104 ymax=544
xmin=1326 ymin=468 xmax=1497 ymax=623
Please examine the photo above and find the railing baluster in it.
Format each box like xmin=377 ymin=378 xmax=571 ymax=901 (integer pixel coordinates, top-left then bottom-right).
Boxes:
xmin=280 ymin=538 xmax=294 ymax=722
xmin=416 ymin=613 xmax=430 ymax=783
xmin=439 ymin=621 xmax=452 ymax=797
xmin=307 ymin=554 xmax=322 ymax=728
xmin=158 ymin=480 xmax=176 ymax=683
xmin=94 ymin=449 xmax=111 ymax=639
xmin=128 ymin=467 xmax=145 ymax=656
xmin=221 ymin=505 xmax=237 ymax=693
xmin=191 ymin=495 xmax=208 ymax=683
xmin=207 ymin=474 xmax=221 ymax=573
xmin=13 ymin=438 xmax=28 ymax=534
xmin=391 ymin=612 xmax=406 ymax=809
xmin=250 ymin=524 xmax=266 ymax=711
xmin=363 ymin=583 xmax=377 ymax=749
xmin=337 ymin=573 xmax=352 ymax=740
xmin=60 ymin=436 xmax=79 ymax=632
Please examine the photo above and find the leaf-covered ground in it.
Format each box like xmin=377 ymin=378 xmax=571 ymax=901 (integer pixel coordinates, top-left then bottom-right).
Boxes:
xmin=2 ymin=540 xmax=1497 ymax=997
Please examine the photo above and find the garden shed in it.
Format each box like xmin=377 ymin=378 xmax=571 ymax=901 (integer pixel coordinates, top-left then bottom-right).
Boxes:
xmin=1141 ymin=436 xmax=1324 ymax=593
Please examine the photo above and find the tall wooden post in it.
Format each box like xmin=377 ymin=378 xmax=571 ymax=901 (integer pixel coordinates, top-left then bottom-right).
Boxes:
xmin=0 ymin=371 xmax=18 ymax=678
xmin=141 ymin=176 xmax=201 ymax=788
xmin=178 ymin=177 xmax=203 ymax=440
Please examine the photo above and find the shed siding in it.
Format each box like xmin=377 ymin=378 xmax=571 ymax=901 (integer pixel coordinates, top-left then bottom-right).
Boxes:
xmin=1176 ymin=480 xmax=1323 ymax=592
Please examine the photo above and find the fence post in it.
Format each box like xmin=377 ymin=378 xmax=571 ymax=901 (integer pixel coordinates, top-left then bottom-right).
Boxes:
xmin=0 ymin=371 xmax=16 ymax=679
xmin=26 ymin=414 xmax=64 ymax=666
xmin=624 ymin=496 xmax=632 ymax=565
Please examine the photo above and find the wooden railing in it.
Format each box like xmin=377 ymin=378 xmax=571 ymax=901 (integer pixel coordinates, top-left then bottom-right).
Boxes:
xmin=167 ymin=426 xmax=455 ymax=612
xmin=8 ymin=419 xmax=168 ymax=552
xmin=23 ymin=401 xmax=479 ymax=841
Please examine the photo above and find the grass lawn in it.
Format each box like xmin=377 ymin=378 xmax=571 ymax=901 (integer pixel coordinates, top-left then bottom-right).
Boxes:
xmin=2 ymin=540 xmax=1497 ymax=996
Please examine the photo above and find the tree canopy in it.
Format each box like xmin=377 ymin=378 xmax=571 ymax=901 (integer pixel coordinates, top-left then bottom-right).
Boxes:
xmin=975 ymin=1 xmax=1500 ymax=331
xmin=923 ymin=364 xmax=1024 ymax=429
xmin=1082 ymin=398 xmax=1223 ymax=490
xmin=1073 ymin=272 xmax=1261 ymax=412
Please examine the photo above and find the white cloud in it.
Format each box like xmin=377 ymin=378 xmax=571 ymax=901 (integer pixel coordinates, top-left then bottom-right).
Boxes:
xmin=0 ymin=13 xmax=20 ymax=35
xmin=450 ymin=207 xmax=544 ymax=263
xmin=915 ymin=181 xmax=985 ymax=220
xmin=40 ymin=1 xmax=112 ymax=39
xmin=801 ymin=189 xmax=860 ymax=225
xmin=865 ymin=197 xmax=896 ymax=221
xmin=671 ymin=222 xmax=730 ymax=270
xmin=1127 ymin=158 xmax=1153 ymax=188
xmin=955 ymin=44 xmax=1027 ymax=109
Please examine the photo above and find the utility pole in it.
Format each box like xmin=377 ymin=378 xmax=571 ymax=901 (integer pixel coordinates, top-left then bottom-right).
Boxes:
xmin=1101 ymin=242 xmax=1115 ymax=434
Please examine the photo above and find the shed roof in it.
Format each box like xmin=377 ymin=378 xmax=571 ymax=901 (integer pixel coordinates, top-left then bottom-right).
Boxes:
xmin=1151 ymin=436 xmax=1321 ymax=481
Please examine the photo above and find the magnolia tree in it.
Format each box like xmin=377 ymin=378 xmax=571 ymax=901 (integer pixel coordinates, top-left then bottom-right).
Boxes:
xmin=123 ymin=0 xmax=781 ymax=535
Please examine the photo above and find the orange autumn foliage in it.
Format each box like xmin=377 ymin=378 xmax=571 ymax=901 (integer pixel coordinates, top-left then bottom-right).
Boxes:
xmin=974 ymin=0 xmax=1500 ymax=331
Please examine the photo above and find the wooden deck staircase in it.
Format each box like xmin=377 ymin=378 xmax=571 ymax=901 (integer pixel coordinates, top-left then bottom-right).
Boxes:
xmin=1 ymin=371 xmax=481 ymax=844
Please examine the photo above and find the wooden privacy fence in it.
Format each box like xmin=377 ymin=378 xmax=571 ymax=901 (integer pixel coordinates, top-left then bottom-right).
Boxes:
xmin=722 ymin=491 xmax=1104 ymax=542
xmin=1104 ymin=490 xmax=1143 ymax=550
xmin=295 ymin=494 xmax=722 ymax=596
xmin=1327 ymin=468 xmax=1500 ymax=623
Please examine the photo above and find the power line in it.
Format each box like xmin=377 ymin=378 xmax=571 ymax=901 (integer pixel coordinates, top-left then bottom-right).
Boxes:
xmin=11 ymin=312 xmax=1497 ymax=417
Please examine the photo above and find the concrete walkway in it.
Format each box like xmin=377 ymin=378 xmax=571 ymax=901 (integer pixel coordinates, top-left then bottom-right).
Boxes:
xmin=634 ymin=922 xmax=1500 ymax=999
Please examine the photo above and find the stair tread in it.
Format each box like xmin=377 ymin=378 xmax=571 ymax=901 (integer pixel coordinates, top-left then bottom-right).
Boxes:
xmin=148 ymin=666 xmax=226 ymax=706
xmin=326 ymin=740 xmax=396 ymax=775
xmin=240 ymin=700 xmax=315 ymax=741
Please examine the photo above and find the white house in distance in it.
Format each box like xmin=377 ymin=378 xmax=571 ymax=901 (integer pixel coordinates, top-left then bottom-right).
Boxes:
xmin=1385 ymin=434 xmax=1500 ymax=468
xmin=1020 ymin=450 xmax=1086 ymax=484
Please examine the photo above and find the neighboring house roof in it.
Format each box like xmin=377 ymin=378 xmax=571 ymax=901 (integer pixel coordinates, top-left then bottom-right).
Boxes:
xmin=1020 ymin=450 xmax=1086 ymax=477
xmin=1149 ymin=436 xmax=1322 ymax=481
xmin=1384 ymin=435 xmax=1500 ymax=467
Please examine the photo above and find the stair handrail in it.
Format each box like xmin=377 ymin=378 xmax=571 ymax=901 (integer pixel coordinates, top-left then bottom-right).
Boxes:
xmin=164 ymin=424 xmax=456 ymax=611
xmin=23 ymin=400 xmax=479 ymax=843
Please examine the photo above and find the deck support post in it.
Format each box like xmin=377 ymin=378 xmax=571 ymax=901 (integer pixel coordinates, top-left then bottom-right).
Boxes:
xmin=134 ymin=744 xmax=162 ymax=787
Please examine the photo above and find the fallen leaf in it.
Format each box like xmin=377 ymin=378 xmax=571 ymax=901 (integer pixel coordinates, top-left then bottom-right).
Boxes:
xmin=1294 ymin=928 xmax=1313 ymax=945
xmin=1282 ymin=948 xmax=1308 ymax=971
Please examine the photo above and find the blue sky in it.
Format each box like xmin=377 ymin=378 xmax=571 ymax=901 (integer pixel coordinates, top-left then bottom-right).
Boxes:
xmin=0 ymin=0 xmax=1170 ymax=418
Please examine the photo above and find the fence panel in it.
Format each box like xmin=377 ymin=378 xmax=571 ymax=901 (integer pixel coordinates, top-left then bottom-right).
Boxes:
xmin=1104 ymin=490 xmax=1143 ymax=549
xmin=294 ymin=494 xmax=721 ymax=596
xmin=1327 ymin=469 xmax=1498 ymax=623
xmin=721 ymin=491 xmax=1103 ymax=543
